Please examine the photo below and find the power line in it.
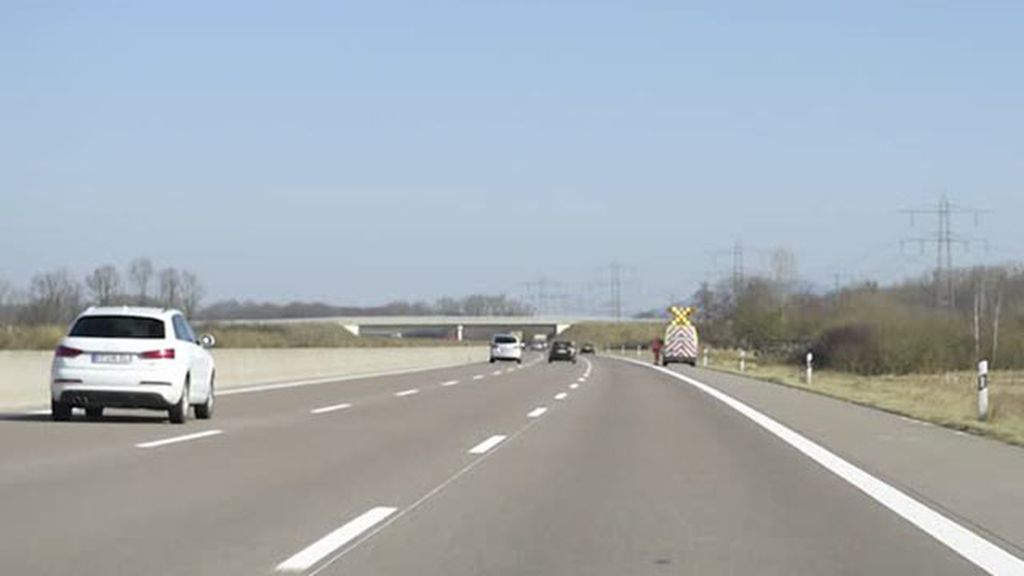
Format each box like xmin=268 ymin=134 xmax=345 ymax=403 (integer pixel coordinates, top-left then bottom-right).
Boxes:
xmin=900 ymin=194 xmax=988 ymax=307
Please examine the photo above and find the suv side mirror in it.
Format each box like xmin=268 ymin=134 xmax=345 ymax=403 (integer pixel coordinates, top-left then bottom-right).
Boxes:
xmin=199 ymin=334 xmax=216 ymax=349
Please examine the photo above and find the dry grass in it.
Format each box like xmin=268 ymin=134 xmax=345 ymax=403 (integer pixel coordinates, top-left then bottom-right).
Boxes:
xmin=558 ymin=322 xmax=664 ymax=349
xmin=0 ymin=325 xmax=66 ymax=350
xmin=708 ymin=354 xmax=1024 ymax=446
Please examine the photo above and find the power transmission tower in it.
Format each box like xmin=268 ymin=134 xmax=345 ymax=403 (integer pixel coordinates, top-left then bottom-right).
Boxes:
xmin=707 ymin=241 xmax=746 ymax=295
xmin=609 ymin=261 xmax=623 ymax=321
xmin=521 ymin=277 xmax=570 ymax=316
xmin=901 ymin=195 xmax=988 ymax=307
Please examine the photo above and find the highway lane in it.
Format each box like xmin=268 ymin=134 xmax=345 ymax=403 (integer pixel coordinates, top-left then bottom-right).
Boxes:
xmin=0 ymin=352 xmax=570 ymax=574
xmin=0 ymin=353 xmax=1017 ymax=574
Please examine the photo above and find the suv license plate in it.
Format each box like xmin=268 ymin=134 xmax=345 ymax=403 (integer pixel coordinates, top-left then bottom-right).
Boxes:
xmin=92 ymin=353 xmax=133 ymax=364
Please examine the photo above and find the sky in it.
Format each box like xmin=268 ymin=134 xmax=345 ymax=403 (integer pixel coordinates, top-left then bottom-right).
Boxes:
xmin=2 ymin=0 xmax=1023 ymax=313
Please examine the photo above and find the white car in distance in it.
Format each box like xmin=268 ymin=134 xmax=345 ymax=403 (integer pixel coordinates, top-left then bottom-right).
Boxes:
xmin=51 ymin=307 xmax=216 ymax=424
xmin=489 ymin=333 xmax=523 ymax=364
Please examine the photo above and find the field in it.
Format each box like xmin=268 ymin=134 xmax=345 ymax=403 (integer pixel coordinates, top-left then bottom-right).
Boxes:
xmin=703 ymin=349 xmax=1024 ymax=447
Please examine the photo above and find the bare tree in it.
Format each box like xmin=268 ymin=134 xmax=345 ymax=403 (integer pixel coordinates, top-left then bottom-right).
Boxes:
xmin=158 ymin=268 xmax=182 ymax=309
xmin=85 ymin=265 xmax=123 ymax=305
xmin=25 ymin=269 xmax=82 ymax=324
xmin=180 ymin=270 xmax=205 ymax=317
xmin=0 ymin=277 xmax=14 ymax=325
xmin=128 ymin=258 xmax=155 ymax=304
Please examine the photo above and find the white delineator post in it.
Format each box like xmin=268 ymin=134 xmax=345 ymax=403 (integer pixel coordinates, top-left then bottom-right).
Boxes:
xmin=739 ymin=349 xmax=746 ymax=373
xmin=702 ymin=347 xmax=709 ymax=367
xmin=806 ymin=352 xmax=814 ymax=385
xmin=636 ymin=345 xmax=642 ymax=357
xmin=978 ymin=360 xmax=990 ymax=421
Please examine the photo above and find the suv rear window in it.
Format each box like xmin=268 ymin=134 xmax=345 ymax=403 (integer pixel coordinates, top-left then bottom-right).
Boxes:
xmin=69 ymin=316 xmax=166 ymax=339
xmin=494 ymin=336 xmax=518 ymax=344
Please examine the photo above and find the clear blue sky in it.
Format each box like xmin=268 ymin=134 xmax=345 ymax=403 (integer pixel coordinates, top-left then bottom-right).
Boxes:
xmin=2 ymin=1 xmax=1022 ymax=312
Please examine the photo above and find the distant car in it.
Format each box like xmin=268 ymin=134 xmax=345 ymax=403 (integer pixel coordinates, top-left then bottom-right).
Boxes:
xmin=580 ymin=343 xmax=596 ymax=355
xmin=50 ymin=307 xmax=217 ymax=424
xmin=490 ymin=334 xmax=523 ymax=364
xmin=548 ymin=340 xmax=577 ymax=363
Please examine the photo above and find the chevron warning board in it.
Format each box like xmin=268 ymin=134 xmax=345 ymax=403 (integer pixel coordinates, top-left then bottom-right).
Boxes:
xmin=664 ymin=306 xmax=699 ymax=362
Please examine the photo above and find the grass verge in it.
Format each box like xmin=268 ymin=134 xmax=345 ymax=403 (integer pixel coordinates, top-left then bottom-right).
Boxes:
xmin=705 ymin=353 xmax=1024 ymax=447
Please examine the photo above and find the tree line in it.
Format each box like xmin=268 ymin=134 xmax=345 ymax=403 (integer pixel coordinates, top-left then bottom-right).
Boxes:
xmin=201 ymin=294 xmax=535 ymax=320
xmin=0 ymin=261 xmax=534 ymax=327
xmin=689 ymin=264 xmax=1024 ymax=374
xmin=0 ymin=258 xmax=204 ymax=325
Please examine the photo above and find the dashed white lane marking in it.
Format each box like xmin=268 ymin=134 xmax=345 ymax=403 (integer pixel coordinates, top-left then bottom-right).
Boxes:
xmin=440 ymin=380 xmax=459 ymax=387
xmin=506 ymin=368 xmax=516 ymax=374
xmin=394 ymin=389 xmax=419 ymax=397
xmin=311 ymin=403 xmax=352 ymax=415
xmin=527 ymin=407 xmax=548 ymax=418
xmin=276 ymin=507 xmax=397 ymax=573
xmin=569 ymin=383 xmax=579 ymax=390
xmin=136 ymin=429 xmax=223 ymax=449
xmin=617 ymin=357 xmax=1024 ymax=576
xmin=554 ymin=392 xmax=568 ymax=400
xmin=578 ymin=377 xmax=586 ymax=382
xmin=468 ymin=434 xmax=507 ymax=455
xmin=491 ymin=370 xmax=503 ymax=376
xmin=472 ymin=375 xmax=485 ymax=381
xmin=304 ymin=417 xmax=545 ymax=575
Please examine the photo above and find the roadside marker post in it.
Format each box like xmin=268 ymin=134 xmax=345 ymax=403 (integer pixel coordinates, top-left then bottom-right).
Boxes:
xmin=702 ymin=347 xmax=709 ymax=367
xmin=806 ymin=352 xmax=814 ymax=385
xmin=636 ymin=345 xmax=642 ymax=358
xmin=739 ymin=349 xmax=747 ymax=373
xmin=978 ymin=360 xmax=990 ymax=421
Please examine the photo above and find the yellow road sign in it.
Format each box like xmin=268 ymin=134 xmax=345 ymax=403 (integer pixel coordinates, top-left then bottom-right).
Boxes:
xmin=669 ymin=306 xmax=694 ymax=326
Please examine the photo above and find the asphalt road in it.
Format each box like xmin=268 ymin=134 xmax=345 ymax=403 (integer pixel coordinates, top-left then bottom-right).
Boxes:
xmin=0 ymin=353 xmax=1019 ymax=575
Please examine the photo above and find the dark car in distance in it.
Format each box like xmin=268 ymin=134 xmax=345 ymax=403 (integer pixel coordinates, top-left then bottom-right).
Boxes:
xmin=580 ymin=343 xmax=596 ymax=355
xmin=548 ymin=340 xmax=578 ymax=364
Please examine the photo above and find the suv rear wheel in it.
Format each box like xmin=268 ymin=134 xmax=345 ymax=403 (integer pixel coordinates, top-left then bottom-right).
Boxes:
xmin=194 ymin=373 xmax=214 ymax=420
xmin=169 ymin=378 xmax=190 ymax=424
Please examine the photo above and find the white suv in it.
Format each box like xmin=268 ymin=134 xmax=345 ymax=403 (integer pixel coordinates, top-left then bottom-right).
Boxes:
xmin=489 ymin=334 xmax=523 ymax=364
xmin=51 ymin=307 xmax=216 ymax=424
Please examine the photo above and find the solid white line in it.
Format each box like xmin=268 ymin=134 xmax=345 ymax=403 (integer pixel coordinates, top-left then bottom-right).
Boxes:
xmin=440 ymin=380 xmax=459 ymax=387
xmin=569 ymin=383 xmax=579 ymax=390
xmin=310 ymin=403 xmax=352 ymax=415
xmin=468 ymin=434 xmax=507 ymax=454
xmin=527 ymin=407 xmax=548 ymax=418
xmin=472 ymin=375 xmax=485 ymax=380
xmin=554 ymin=392 xmax=568 ymax=400
xmin=616 ymin=357 xmax=1024 ymax=575
xmin=394 ymin=388 xmax=419 ymax=397
xmin=276 ymin=507 xmax=397 ymax=573
xmin=136 ymin=429 xmax=223 ymax=449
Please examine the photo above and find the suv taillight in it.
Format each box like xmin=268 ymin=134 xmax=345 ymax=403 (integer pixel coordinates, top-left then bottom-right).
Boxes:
xmin=55 ymin=345 xmax=83 ymax=358
xmin=139 ymin=349 xmax=176 ymax=360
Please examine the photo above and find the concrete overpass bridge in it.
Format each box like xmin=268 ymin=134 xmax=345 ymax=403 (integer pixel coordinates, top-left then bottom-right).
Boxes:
xmin=215 ymin=316 xmax=661 ymax=341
